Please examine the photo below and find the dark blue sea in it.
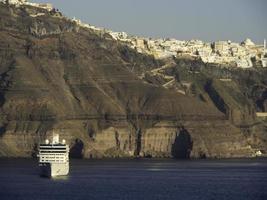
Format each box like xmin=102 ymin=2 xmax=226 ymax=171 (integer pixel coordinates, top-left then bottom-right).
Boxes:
xmin=0 ymin=158 xmax=266 ymax=200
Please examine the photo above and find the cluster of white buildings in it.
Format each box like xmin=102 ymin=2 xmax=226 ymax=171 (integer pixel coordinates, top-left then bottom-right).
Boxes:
xmin=0 ymin=0 xmax=53 ymax=11
xmin=109 ymin=31 xmax=267 ymax=69
xmin=71 ymin=17 xmax=103 ymax=32
xmin=1 ymin=0 xmax=266 ymax=69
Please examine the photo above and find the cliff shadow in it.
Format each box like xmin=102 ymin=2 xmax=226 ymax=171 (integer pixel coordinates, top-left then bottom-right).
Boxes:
xmin=204 ymin=80 xmax=227 ymax=114
xmin=0 ymin=123 xmax=7 ymax=137
xmin=171 ymin=126 xmax=193 ymax=159
xmin=134 ymin=128 xmax=142 ymax=156
xmin=0 ymin=126 xmax=6 ymax=137
xmin=31 ymin=143 xmax=38 ymax=158
xmin=0 ymin=91 xmax=5 ymax=107
xmin=70 ymin=139 xmax=84 ymax=159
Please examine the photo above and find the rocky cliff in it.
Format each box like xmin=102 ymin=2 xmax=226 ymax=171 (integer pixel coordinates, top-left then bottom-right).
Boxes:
xmin=0 ymin=2 xmax=266 ymax=158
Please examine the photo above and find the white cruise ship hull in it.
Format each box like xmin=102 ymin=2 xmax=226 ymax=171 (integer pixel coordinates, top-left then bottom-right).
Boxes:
xmin=39 ymin=162 xmax=69 ymax=177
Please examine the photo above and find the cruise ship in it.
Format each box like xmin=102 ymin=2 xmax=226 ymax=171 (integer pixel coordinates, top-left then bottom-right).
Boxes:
xmin=38 ymin=134 xmax=69 ymax=177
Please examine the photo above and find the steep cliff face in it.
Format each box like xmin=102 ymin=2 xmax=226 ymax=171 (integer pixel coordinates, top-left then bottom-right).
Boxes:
xmin=0 ymin=3 xmax=266 ymax=158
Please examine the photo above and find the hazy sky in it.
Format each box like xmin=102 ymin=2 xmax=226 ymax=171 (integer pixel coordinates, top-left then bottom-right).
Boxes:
xmin=31 ymin=0 xmax=267 ymax=44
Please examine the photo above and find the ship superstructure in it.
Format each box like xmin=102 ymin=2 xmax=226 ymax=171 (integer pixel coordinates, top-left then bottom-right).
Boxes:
xmin=38 ymin=134 xmax=69 ymax=177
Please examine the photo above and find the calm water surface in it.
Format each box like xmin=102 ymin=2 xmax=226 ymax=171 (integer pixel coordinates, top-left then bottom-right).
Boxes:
xmin=0 ymin=158 xmax=266 ymax=200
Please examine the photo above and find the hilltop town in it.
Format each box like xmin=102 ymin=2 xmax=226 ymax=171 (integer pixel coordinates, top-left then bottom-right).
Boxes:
xmin=109 ymin=33 xmax=267 ymax=69
xmin=1 ymin=0 xmax=267 ymax=69
xmin=70 ymin=16 xmax=267 ymax=69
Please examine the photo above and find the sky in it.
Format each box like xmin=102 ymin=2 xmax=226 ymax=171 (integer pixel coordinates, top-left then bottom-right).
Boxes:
xmin=31 ymin=0 xmax=267 ymax=44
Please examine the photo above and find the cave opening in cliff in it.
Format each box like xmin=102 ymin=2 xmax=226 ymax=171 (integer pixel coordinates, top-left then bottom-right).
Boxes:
xmin=134 ymin=128 xmax=142 ymax=157
xmin=0 ymin=125 xmax=6 ymax=137
xmin=0 ymin=91 xmax=5 ymax=107
xmin=171 ymin=126 xmax=193 ymax=159
xmin=255 ymin=89 xmax=267 ymax=112
xmin=70 ymin=138 xmax=84 ymax=159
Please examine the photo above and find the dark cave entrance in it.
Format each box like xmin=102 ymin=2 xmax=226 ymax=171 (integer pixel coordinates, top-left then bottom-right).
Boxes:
xmin=0 ymin=125 xmax=6 ymax=137
xmin=255 ymin=90 xmax=267 ymax=112
xmin=70 ymin=139 xmax=84 ymax=159
xmin=134 ymin=128 xmax=142 ymax=157
xmin=0 ymin=91 xmax=5 ymax=107
xmin=171 ymin=126 xmax=193 ymax=159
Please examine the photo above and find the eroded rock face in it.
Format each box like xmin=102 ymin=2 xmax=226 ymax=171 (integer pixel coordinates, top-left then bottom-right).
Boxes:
xmin=0 ymin=3 xmax=266 ymax=158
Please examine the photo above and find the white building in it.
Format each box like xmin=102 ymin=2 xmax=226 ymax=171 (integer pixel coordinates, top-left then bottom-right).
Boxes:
xmin=109 ymin=31 xmax=128 ymax=41
xmin=1 ymin=0 xmax=53 ymax=11
xmin=213 ymin=41 xmax=230 ymax=56
xmin=236 ymin=57 xmax=253 ymax=68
